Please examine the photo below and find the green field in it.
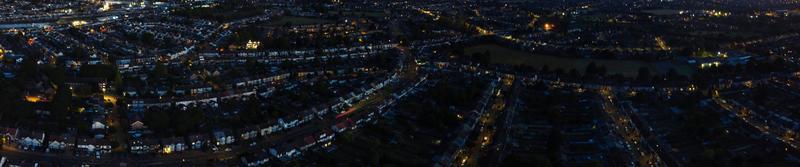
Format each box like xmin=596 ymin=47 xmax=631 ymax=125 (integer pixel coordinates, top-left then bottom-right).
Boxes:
xmin=465 ymin=44 xmax=695 ymax=77
xmin=269 ymin=16 xmax=334 ymax=26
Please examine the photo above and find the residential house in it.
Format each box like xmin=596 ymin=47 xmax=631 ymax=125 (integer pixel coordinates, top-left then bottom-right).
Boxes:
xmin=160 ymin=137 xmax=187 ymax=153
xmin=213 ymin=129 xmax=235 ymax=146
xmin=130 ymin=138 xmax=161 ymax=154
xmin=239 ymin=126 xmax=260 ymax=141
xmin=269 ymin=143 xmax=299 ymax=161
xmin=0 ymin=127 xmax=17 ymax=144
xmin=331 ymin=119 xmax=354 ymax=133
xmin=300 ymin=135 xmax=317 ymax=151
xmin=188 ymin=134 xmax=209 ymax=150
xmin=317 ymin=129 xmax=335 ymax=148
xmin=241 ymin=150 xmax=271 ymax=167
xmin=76 ymin=137 xmax=112 ymax=156
xmin=278 ymin=116 xmax=300 ymax=130
xmin=16 ymin=130 xmax=45 ymax=151
xmin=47 ymin=134 xmax=75 ymax=152
xmin=259 ymin=120 xmax=282 ymax=136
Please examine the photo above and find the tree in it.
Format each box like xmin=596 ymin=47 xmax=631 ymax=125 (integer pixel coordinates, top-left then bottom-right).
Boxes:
xmin=244 ymin=58 xmax=263 ymax=73
xmin=541 ymin=65 xmax=550 ymax=73
xmin=68 ymin=47 xmax=87 ymax=60
xmin=79 ymin=64 xmax=115 ymax=79
xmin=113 ymin=69 xmax=123 ymax=90
xmin=0 ymin=80 xmax=34 ymax=125
xmin=636 ymin=67 xmax=651 ymax=82
xmin=597 ymin=66 xmax=607 ymax=77
xmin=50 ymin=84 xmax=71 ymax=122
xmin=501 ymin=154 xmax=552 ymax=167
xmin=585 ymin=62 xmax=598 ymax=76
xmin=42 ymin=65 xmax=66 ymax=85
xmin=144 ymin=110 xmax=171 ymax=135
xmin=173 ymin=109 xmax=205 ymax=136
xmin=275 ymin=37 xmax=290 ymax=49
xmin=149 ymin=63 xmax=168 ymax=82
xmin=471 ymin=51 xmax=490 ymax=65
xmin=568 ymin=68 xmax=580 ymax=78
xmin=19 ymin=57 xmax=38 ymax=78
xmin=546 ymin=128 xmax=563 ymax=160
xmin=666 ymin=68 xmax=680 ymax=81
xmin=141 ymin=32 xmax=156 ymax=45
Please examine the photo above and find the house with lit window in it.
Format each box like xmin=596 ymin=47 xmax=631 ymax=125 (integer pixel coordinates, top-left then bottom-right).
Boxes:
xmin=16 ymin=130 xmax=45 ymax=151
xmin=242 ymin=150 xmax=271 ymax=167
xmin=47 ymin=134 xmax=75 ymax=153
xmin=269 ymin=143 xmax=299 ymax=161
xmin=130 ymin=138 xmax=161 ymax=154
xmin=160 ymin=137 xmax=186 ymax=153
xmin=188 ymin=134 xmax=210 ymax=150
xmin=277 ymin=117 xmax=300 ymax=129
xmin=239 ymin=126 xmax=260 ymax=141
xmin=77 ymin=137 xmax=112 ymax=156
xmin=331 ymin=119 xmax=355 ymax=133
xmin=300 ymin=135 xmax=317 ymax=151
xmin=213 ymin=129 xmax=235 ymax=146
xmin=259 ymin=120 xmax=282 ymax=136
xmin=0 ymin=127 xmax=17 ymax=142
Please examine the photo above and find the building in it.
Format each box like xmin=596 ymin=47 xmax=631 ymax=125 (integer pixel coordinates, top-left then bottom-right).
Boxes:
xmin=16 ymin=130 xmax=45 ymax=151
xmin=269 ymin=143 xmax=299 ymax=161
xmin=213 ymin=129 xmax=235 ymax=146
xmin=239 ymin=126 xmax=260 ymax=141
xmin=47 ymin=134 xmax=75 ymax=153
xmin=188 ymin=134 xmax=210 ymax=150
xmin=77 ymin=138 xmax=112 ymax=157
xmin=130 ymin=138 xmax=161 ymax=154
xmin=160 ymin=137 xmax=187 ymax=153
xmin=688 ymin=51 xmax=753 ymax=69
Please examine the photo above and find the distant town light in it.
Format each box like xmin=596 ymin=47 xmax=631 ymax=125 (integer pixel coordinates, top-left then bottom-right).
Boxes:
xmin=100 ymin=2 xmax=112 ymax=12
xmin=71 ymin=20 xmax=88 ymax=27
xmin=25 ymin=95 xmax=42 ymax=103
xmin=475 ymin=26 xmax=492 ymax=35
xmin=27 ymin=38 xmax=36 ymax=46
xmin=104 ymin=95 xmax=117 ymax=104
xmin=543 ymin=23 xmax=555 ymax=32
xmin=246 ymin=40 xmax=261 ymax=50
xmin=700 ymin=61 xmax=721 ymax=69
xmin=163 ymin=146 xmax=173 ymax=154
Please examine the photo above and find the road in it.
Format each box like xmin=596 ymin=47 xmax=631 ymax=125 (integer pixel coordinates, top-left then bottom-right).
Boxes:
xmin=437 ymin=76 xmax=498 ymax=167
xmin=712 ymin=97 xmax=799 ymax=150
xmin=598 ymin=87 xmax=665 ymax=167
xmin=455 ymin=75 xmax=514 ymax=167
xmin=482 ymin=76 xmax=523 ymax=166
